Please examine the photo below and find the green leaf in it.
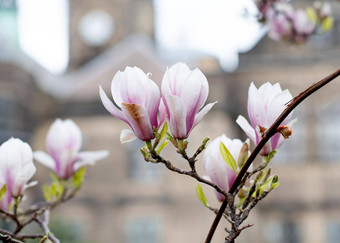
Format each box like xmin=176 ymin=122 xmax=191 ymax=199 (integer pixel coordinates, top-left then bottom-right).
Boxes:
xmin=72 ymin=167 xmax=86 ymax=188
xmin=270 ymin=182 xmax=280 ymax=190
xmin=43 ymin=181 xmax=64 ymax=202
xmin=306 ymin=7 xmax=317 ymax=23
xmin=220 ymin=142 xmax=237 ymax=173
xmin=159 ymin=122 xmax=168 ymax=141
xmin=157 ymin=140 xmax=169 ymax=154
xmin=322 ymin=17 xmax=333 ymax=32
xmin=264 ymin=150 xmax=277 ymax=164
xmin=196 ymin=183 xmax=208 ymax=207
xmin=0 ymin=184 xmax=6 ymax=200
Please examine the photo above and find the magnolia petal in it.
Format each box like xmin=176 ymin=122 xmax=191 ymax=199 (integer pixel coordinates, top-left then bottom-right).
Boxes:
xmin=158 ymin=99 xmax=167 ymax=127
xmin=111 ymin=70 xmax=124 ymax=108
xmin=267 ymin=89 xmax=293 ymax=125
xmin=162 ymin=63 xmax=191 ymax=98
xmin=74 ymin=150 xmax=109 ymax=171
xmin=166 ymin=95 xmax=187 ymax=139
xmin=99 ymin=86 xmax=128 ymax=123
xmin=236 ymin=115 xmax=256 ymax=144
xmin=33 ymin=151 xmax=56 ymax=171
xmin=146 ymin=79 xmax=161 ymax=128
xmin=248 ymin=82 xmax=266 ymax=128
xmin=25 ymin=181 xmax=38 ymax=189
xmin=120 ymin=129 xmax=137 ymax=144
xmin=182 ymin=68 xmax=209 ymax=130
xmin=121 ymin=103 xmax=154 ymax=141
xmin=121 ymin=67 xmax=147 ymax=107
xmin=191 ymin=102 xmax=217 ymax=132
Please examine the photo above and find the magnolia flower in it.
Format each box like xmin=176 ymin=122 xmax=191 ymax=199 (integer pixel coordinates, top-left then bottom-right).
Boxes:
xmin=99 ymin=66 xmax=161 ymax=143
xmin=236 ymin=82 xmax=295 ymax=156
xmin=203 ymin=135 xmax=245 ymax=201
xmin=34 ymin=119 xmax=108 ymax=180
xmin=161 ymin=62 xmax=216 ymax=139
xmin=293 ymin=9 xmax=315 ymax=36
xmin=0 ymin=138 xmax=36 ymax=197
xmin=266 ymin=3 xmax=294 ymax=41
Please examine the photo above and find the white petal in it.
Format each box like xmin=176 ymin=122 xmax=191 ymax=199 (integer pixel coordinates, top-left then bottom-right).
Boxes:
xmin=33 ymin=151 xmax=56 ymax=171
xmin=236 ymin=116 xmax=256 ymax=144
xmin=74 ymin=150 xmax=109 ymax=171
xmin=120 ymin=129 xmax=137 ymax=144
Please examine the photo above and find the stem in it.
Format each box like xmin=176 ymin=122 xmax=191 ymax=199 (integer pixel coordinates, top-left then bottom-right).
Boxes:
xmin=205 ymin=68 xmax=340 ymax=243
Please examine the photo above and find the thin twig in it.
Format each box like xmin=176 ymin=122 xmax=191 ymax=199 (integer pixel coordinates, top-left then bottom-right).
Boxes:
xmin=205 ymin=68 xmax=340 ymax=243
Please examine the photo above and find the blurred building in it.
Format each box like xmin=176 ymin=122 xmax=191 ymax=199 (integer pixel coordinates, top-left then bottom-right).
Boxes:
xmin=1 ymin=0 xmax=340 ymax=243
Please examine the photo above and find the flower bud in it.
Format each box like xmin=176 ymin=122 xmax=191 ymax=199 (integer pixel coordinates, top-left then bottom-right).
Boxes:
xmin=34 ymin=119 xmax=108 ymax=180
xmin=0 ymin=138 xmax=36 ymax=197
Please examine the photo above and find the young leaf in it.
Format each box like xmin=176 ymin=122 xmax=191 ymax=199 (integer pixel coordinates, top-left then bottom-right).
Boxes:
xmin=0 ymin=184 xmax=6 ymax=200
xmin=159 ymin=122 xmax=168 ymax=141
xmin=157 ymin=140 xmax=169 ymax=154
xmin=322 ymin=17 xmax=333 ymax=32
xmin=196 ymin=183 xmax=208 ymax=207
xmin=220 ymin=142 xmax=237 ymax=173
xmin=72 ymin=167 xmax=86 ymax=189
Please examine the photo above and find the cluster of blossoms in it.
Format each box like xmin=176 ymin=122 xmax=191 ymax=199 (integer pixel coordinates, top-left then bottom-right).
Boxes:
xmin=0 ymin=119 xmax=108 ymax=212
xmin=255 ymin=0 xmax=333 ymax=44
xmin=99 ymin=62 xmax=216 ymax=143
xmin=203 ymin=82 xmax=294 ymax=201
xmin=100 ymin=63 xmax=294 ymax=205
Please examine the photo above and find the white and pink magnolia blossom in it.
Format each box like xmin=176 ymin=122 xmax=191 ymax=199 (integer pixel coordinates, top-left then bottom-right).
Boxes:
xmin=99 ymin=67 xmax=161 ymax=143
xmin=266 ymin=3 xmax=315 ymax=43
xmin=0 ymin=138 xmax=36 ymax=198
xmin=293 ymin=9 xmax=315 ymax=36
xmin=34 ymin=119 xmax=108 ymax=180
xmin=161 ymin=62 xmax=216 ymax=139
xmin=236 ymin=82 xmax=295 ymax=156
xmin=203 ymin=135 xmax=244 ymax=202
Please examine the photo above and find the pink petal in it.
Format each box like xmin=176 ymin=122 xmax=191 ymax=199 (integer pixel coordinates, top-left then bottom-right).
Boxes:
xmin=247 ymin=82 xmax=266 ymax=128
xmin=165 ymin=95 xmax=187 ymax=139
xmin=181 ymin=68 xmax=209 ymax=130
xmin=110 ymin=71 xmax=124 ymax=108
xmin=191 ymin=102 xmax=217 ymax=132
xmin=99 ymin=86 xmax=128 ymax=123
xmin=145 ymin=78 xmax=161 ymax=128
xmin=120 ymin=67 xmax=147 ymax=106
xmin=121 ymin=103 xmax=154 ymax=141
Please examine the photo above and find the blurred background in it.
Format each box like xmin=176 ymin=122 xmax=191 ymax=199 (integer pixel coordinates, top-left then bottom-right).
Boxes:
xmin=1 ymin=0 xmax=340 ymax=242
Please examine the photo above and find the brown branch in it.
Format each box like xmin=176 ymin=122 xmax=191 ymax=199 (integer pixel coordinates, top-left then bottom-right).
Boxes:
xmin=149 ymin=148 xmax=229 ymax=198
xmin=205 ymin=68 xmax=340 ymax=243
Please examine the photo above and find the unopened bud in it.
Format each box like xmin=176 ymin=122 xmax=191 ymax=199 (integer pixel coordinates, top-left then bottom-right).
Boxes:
xmin=237 ymin=139 xmax=250 ymax=168
xmin=238 ymin=188 xmax=247 ymax=198
xmin=277 ymin=125 xmax=292 ymax=139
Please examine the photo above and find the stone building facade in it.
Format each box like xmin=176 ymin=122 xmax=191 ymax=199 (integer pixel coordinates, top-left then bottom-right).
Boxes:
xmin=1 ymin=0 xmax=340 ymax=242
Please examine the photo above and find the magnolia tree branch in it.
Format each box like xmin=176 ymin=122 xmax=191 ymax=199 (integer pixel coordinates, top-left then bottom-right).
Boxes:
xmin=148 ymin=142 xmax=229 ymax=198
xmin=205 ymin=68 xmax=340 ymax=243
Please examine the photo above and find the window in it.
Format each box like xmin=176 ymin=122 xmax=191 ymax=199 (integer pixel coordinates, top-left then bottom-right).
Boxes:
xmin=263 ymin=220 xmax=301 ymax=243
xmin=125 ymin=140 xmax=163 ymax=182
xmin=327 ymin=221 xmax=340 ymax=243
xmin=125 ymin=217 xmax=162 ymax=243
